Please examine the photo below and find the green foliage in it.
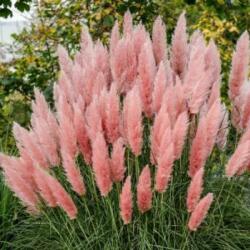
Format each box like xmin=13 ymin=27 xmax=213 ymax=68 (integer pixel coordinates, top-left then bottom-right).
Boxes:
xmin=0 ymin=0 xmax=32 ymax=18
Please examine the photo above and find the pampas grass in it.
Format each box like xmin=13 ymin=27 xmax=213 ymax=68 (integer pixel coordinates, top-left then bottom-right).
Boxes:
xmin=0 ymin=11 xmax=250 ymax=250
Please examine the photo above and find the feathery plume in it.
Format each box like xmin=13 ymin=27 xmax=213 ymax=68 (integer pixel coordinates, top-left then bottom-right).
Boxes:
xmin=120 ymin=176 xmax=133 ymax=224
xmin=57 ymin=45 xmax=73 ymax=78
xmin=229 ymin=31 xmax=249 ymax=100
xmin=92 ymin=132 xmax=112 ymax=196
xmin=205 ymin=100 xmax=222 ymax=155
xmin=32 ymin=118 xmax=59 ymax=166
xmin=61 ymin=151 xmax=86 ymax=196
xmin=123 ymin=85 xmax=143 ymax=156
xmin=13 ymin=123 xmax=49 ymax=168
xmin=0 ymin=155 xmax=39 ymax=212
xmin=73 ymin=100 xmax=91 ymax=164
xmin=110 ymin=138 xmax=125 ymax=182
xmin=170 ymin=11 xmax=188 ymax=78
xmin=207 ymin=78 xmax=220 ymax=109
xmin=33 ymin=167 xmax=57 ymax=207
xmin=103 ymin=84 xmax=120 ymax=143
xmin=152 ymin=16 xmax=167 ymax=64
xmin=175 ymin=76 xmax=187 ymax=116
xmin=216 ymin=105 xmax=229 ymax=150
xmin=132 ymin=24 xmax=148 ymax=57
xmin=58 ymin=100 xmax=78 ymax=158
xmin=85 ymin=96 xmax=103 ymax=142
xmin=155 ymin=127 xmax=174 ymax=192
xmin=205 ymin=39 xmax=221 ymax=84
xmin=110 ymin=21 xmax=120 ymax=55
xmin=138 ymin=39 xmax=156 ymax=117
xmin=189 ymin=118 xmax=208 ymax=178
xmin=188 ymin=193 xmax=213 ymax=231
xmin=152 ymin=62 xmax=167 ymax=113
xmin=186 ymin=168 xmax=204 ymax=213
xmin=184 ymin=34 xmax=206 ymax=100
xmin=172 ymin=111 xmax=189 ymax=160
xmin=155 ymin=142 xmax=174 ymax=193
xmin=137 ymin=165 xmax=152 ymax=213
xmin=80 ymin=26 xmax=93 ymax=51
xmin=42 ymin=167 xmax=78 ymax=219
xmin=123 ymin=10 xmax=133 ymax=36
xmin=151 ymin=106 xmax=171 ymax=164
xmin=225 ymin=141 xmax=250 ymax=177
xmin=241 ymin=85 xmax=250 ymax=129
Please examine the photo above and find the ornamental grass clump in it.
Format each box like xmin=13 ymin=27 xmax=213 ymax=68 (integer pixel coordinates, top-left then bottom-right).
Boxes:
xmin=1 ymin=11 xmax=250 ymax=248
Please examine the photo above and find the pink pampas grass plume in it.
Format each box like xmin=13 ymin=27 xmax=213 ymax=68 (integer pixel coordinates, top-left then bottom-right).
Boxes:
xmin=138 ymin=39 xmax=156 ymax=117
xmin=58 ymin=101 xmax=77 ymax=158
xmin=152 ymin=16 xmax=167 ymax=65
xmin=104 ymin=84 xmax=120 ymax=143
xmin=205 ymin=100 xmax=222 ymax=155
xmin=92 ymin=72 xmax=107 ymax=98
xmin=225 ymin=141 xmax=250 ymax=177
xmin=150 ymin=106 xmax=171 ymax=164
xmin=0 ymin=155 xmax=39 ymax=212
xmin=57 ymin=45 xmax=73 ymax=78
xmin=5 ymin=167 xmax=39 ymax=212
xmin=184 ymin=34 xmax=206 ymax=100
xmin=137 ymin=165 xmax=152 ymax=213
xmin=155 ymin=142 xmax=174 ymax=193
xmin=32 ymin=118 xmax=59 ymax=166
xmin=92 ymin=132 xmax=112 ymax=196
xmin=13 ymin=123 xmax=49 ymax=168
xmin=123 ymin=10 xmax=133 ymax=36
xmin=71 ymin=63 xmax=85 ymax=101
xmin=73 ymin=101 xmax=92 ymax=164
xmin=111 ymin=36 xmax=137 ymax=93
xmin=188 ymin=193 xmax=214 ymax=231
xmin=229 ymin=31 xmax=249 ymax=101
xmin=188 ymin=118 xmax=208 ymax=178
xmin=163 ymin=83 xmax=179 ymax=126
xmin=175 ymin=76 xmax=187 ymax=116
xmin=188 ymin=69 xmax=213 ymax=114
xmin=152 ymin=62 xmax=167 ymax=113
xmin=80 ymin=26 xmax=93 ymax=51
xmin=186 ymin=167 xmax=204 ymax=213
xmin=170 ymin=11 xmax=188 ymax=78
xmin=32 ymin=88 xmax=50 ymax=122
xmin=216 ymin=105 xmax=229 ymax=150
xmin=120 ymin=176 xmax=133 ymax=224
xmin=205 ymin=40 xmax=221 ymax=84
xmin=123 ymin=85 xmax=143 ymax=156
xmin=110 ymin=21 xmax=120 ymax=55
xmin=155 ymin=127 xmax=174 ymax=192
xmin=172 ymin=111 xmax=189 ymax=160
xmin=61 ymin=151 xmax=86 ymax=196
xmin=85 ymin=96 xmax=103 ymax=142
xmin=32 ymin=89 xmax=60 ymax=144
xmin=40 ymin=167 xmax=78 ymax=219
xmin=207 ymin=78 xmax=221 ymax=109
xmin=241 ymin=86 xmax=250 ymax=129
xmin=110 ymin=137 xmax=125 ymax=182
xmin=33 ymin=167 xmax=57 ymax=207
xmin=132 ymin=23 xmax=148 ymax=57
xmin=94 ymin=41 xmax=110 ymax=82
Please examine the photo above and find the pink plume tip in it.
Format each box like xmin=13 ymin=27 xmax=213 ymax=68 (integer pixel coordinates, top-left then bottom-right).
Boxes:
xmin=137 ymin=165 xmax=152 ymax=213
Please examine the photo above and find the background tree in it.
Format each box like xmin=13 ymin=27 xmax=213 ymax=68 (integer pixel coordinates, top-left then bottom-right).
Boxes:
xmin=0 ymin=0 xmax=32 ymax=18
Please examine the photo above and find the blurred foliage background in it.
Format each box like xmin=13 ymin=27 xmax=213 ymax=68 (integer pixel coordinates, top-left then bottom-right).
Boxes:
xmin=0 ymin=0 xmax=249 ymax=149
